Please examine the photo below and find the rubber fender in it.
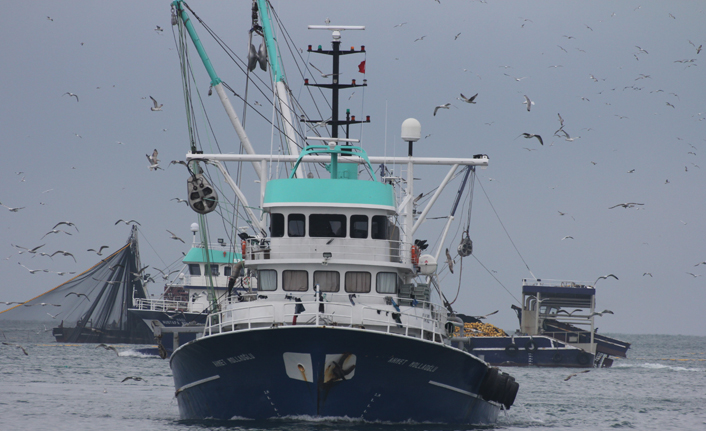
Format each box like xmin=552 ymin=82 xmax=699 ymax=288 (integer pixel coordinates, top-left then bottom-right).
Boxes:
xmin=478 ymin=366 xmax=499 ymax=401
xmin=525 ymin=339 xmax=538 ymax=352
xmin=505 ymin=343 xmax=519 ymax=357
xmin=502 ymin=378 xmax=520 ymax=409
xmin=491 ymin=372 xmax=510 ymax=403
xmin=552 ymin=352 xmax=563 ymax=363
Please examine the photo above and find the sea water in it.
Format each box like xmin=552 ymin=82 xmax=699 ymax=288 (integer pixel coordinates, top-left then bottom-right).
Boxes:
xmin=1 ymin=321 xmax=704 ymax=431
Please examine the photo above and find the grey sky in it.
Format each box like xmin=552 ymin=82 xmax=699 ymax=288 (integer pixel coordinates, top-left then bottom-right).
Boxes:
xmin=1 ymin=1 xmax=704 ymax=335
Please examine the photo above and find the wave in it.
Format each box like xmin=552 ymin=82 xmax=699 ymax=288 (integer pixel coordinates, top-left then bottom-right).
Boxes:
xmin=118 ymin=348 xmax=161 ymax=358
xmin=613 ymin=362 xmax=704 ymax=372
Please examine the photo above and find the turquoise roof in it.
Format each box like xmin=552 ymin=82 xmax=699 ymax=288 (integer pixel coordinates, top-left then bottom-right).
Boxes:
xmin=183 ymin=247 xmax=242 ymax=264
xmin=264 ymin=178 xmax=395 ymax=208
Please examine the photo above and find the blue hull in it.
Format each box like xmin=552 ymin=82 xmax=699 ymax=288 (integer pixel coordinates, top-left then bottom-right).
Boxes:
xmin=170 ymin=326 xmax=502 ymax=424
xmin=462 ymin=336 xmax=595 ymax=368
xmin=128 ymin=309 xmax=207 ymax=354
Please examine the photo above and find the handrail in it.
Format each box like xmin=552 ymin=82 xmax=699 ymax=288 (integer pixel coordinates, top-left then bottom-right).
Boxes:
xmin=202 ymin=296 xmax=444 ymax=342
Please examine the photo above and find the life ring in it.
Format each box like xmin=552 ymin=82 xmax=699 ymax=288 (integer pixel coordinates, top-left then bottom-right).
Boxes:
xmin=552 ymin=352 xmax=563 ymax=363
xmin=241 ymin=240 xmax=247 ymax=257
xmin=577 ymin=351 xmax=591 ymax=366
xmin=242 ymin=276 xmax=251 ymax=289
xmin=524 ymin=339 xmax=538 ymax=352
xmin=505 ymin=343 xmax=519 ymax=357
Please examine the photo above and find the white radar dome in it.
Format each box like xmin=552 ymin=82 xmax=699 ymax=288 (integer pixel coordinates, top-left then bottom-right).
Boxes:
xmin=401 ymin=118 xmax=421 ymax=142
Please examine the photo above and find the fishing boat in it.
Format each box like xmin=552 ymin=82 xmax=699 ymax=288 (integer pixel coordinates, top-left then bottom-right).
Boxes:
xmin=128 ymin=222 xmax=251 ymax=357
xmin=0 ymin=226 xmax=155 ymax=345
xmin=457 ymin=278 xmax=630 ymax=368
xmin=164 ymin=0 xmax=518 ymax=423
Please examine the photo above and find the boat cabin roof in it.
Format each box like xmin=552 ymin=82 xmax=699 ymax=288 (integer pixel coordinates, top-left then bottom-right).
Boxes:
xmin=263 ymin=178 xmax=395 ymax=211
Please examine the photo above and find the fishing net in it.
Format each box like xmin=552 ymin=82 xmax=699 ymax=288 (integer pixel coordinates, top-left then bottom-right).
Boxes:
xmin=0 ymin=226 xmax=154 ymax=344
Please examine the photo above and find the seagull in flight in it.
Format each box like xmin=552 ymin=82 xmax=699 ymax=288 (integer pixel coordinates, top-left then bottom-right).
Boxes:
xmin=167 ymin=230 xmax=185 ymax=243
xmin=121 ymin=376 xmax=147 ymax=383
xmin=146 ymin=149 xmax=161 ymax=171
xmin=433 ymin=103 xmax=451 ymax=116
xmin=63 ymin=92 xmax=79 ymax=102
xmin=590 ymin=309 xmax=615 ymax=317
xmin=472 ymin=310 xmax=499 ymax=320
xmin=171 ymin=197 xmax=188 ymax=205
xmin=445 ymin=248 xmax=454 ymax=274
xmin=457 ymin=93 xmax=478 ymax=104
xmin=97 ymin=343 xmax=120 ymax=356
xmin=594 ymin=274 xmax=618 ymax=284
xmin=686 ymin=272 xmax=702 ymax=278
xmin=13 ymin=244 xmax=45 ymax=254
xmin=18 ymin=262 xmax=46 ymax=274
xmin=65 ymin=292 xmax=90 ymax=302
xmin=564 ymin=370 xmax=591 ymax=381
xmin=41 ymin=229 xmax=72 ymax=239
xmin=50 ymin=250 xmax=77 ymax=262
xmin=53 ymin=221 xmax=79 ymax=232
xmin=561 ymin=236 xmax=574 ymax=240
xmin=2 ymin=342 xmax=28 ymax=356
xmin=309 ymin=62 xmax=340 ymax=78
xmin=87 ymin=245 xmax=109 ymax=256
xmin=0 ymin=202 xmax=26 ymax=212
xmin=523 ymin=95 xmax=535 ymax=111
xmin=149 ymin=96 xmax=163 ymax=111
xmin=504 ymin=73 xmax=527 ymax=81
xmin=115 ymin=219 xmax=141 ymax=226
xmin=520 ymin=133 xmax=543 ymax=146
xmin=608 ymin=202 xmax=644 ymax=209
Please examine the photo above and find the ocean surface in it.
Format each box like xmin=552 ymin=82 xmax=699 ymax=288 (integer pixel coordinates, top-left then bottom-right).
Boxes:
xmin=1 ymin=321 xmax=704 ymax=431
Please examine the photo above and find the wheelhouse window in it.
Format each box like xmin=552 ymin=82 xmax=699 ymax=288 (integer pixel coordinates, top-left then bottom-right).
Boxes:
xmin=283 ymin=270 xmax=308 ymax=291
xmin=270 ymin=213 xmax=284 ymax=238
xmin=376 ymin=272 xmax=398 ymax=294
xmin=314 ymin=271 xmax=340 ymax=292
xmin=350 ymin=215 xmax=368 ymax=239
xmin=258 ymin=269 xmax=277 ymax=291
xmin=288 ymin=214 xmax=305 ymax=237
xmin=188 ymin=264 xmax=201 ymax=276
xmin=223 ymin=266 xmax=231 ymax=277
xmin=207 ymin=264 xmax=219 ymax=276
xmin=371 ymin=215 xmax=388 ymax=239
xmin=345 ymin=271 xmax=371 ymax=293
xmin=309 ymin=214 xmax=346 ymax=238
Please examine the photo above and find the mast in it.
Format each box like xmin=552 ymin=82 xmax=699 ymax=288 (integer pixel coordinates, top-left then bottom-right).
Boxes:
xmin=255 ymin=0 xmax=304 ymax=178
xmin=172 ymin=1 xmax=264 ymax=183
xmin=304 ymin=25 xmax=369 ymax=177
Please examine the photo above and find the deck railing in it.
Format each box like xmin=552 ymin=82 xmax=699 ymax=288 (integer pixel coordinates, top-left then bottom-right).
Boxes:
xmin=133 ymin=297 xmax=190 ymax=312
xmin=203 ymin=294 xmax=444 ymax=343
xmin=243 ymin=238 xmax=408 ymax=264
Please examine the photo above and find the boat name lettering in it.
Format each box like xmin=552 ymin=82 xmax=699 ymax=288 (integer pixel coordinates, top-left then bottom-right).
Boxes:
xmin=213 ymin=353 xmax=256 ymax=367
xmin=408 ymin=361 xmax=438 ymax=373
xmin=388 ymin=357 xmax=408 ymax=365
